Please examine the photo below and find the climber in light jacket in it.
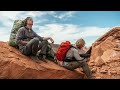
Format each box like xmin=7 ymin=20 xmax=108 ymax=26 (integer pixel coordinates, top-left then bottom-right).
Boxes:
xmin=63 ymin=38 xmax=92 ymax=79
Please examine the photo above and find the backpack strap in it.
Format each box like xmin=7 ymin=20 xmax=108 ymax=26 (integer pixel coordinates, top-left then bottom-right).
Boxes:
xmin=63 ymin=45 xmax=81 ymax=62
xmin=71 ymin=45 xmax=77 ymax=49
xmin=64 ymin=57 xmax=77 ymax=62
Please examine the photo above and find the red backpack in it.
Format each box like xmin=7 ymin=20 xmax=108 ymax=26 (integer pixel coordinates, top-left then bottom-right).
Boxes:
xmin=56 ymin=41 xmax=71 ymax=61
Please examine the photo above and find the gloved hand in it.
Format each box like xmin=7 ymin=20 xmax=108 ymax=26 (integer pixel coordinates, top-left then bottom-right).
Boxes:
xmin=80 ymin=54 xmax=90 ymax=58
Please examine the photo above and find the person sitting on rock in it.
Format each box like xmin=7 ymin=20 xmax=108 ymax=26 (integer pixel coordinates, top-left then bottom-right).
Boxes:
xmin=62 ymin=38 xmax=92 ymax=79
xmin=16 ymin=17 xmax=55 ymax=60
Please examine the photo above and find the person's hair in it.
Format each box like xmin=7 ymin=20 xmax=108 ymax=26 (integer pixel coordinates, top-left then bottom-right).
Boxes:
xmin=75 ymin=38 xmax=85 ymax=48
xmin=24 ymin=17 xmax=32 ymax=26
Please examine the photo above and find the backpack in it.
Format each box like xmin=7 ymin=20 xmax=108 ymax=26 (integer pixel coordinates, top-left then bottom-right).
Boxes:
xmin=8 ymin=20 xmax=25 ymax=47
xmin=56 ymin=41 xmax=71 ymax=61
xmin=46 ymin=44 xmax=56 ymax=61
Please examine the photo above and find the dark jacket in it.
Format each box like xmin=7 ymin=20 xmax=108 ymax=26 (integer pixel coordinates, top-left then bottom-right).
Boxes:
xmin=16 ymin=26 xmax=43 ymax=50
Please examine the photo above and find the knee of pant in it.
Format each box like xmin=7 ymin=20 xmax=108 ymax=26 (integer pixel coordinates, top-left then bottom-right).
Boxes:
xmin=33 ymin=38 xmax=39 ymax=43
xmin=43 ymin=40 xmax=48 ymax=44
xmin=81 ymin=61 xmax=87 ymax=66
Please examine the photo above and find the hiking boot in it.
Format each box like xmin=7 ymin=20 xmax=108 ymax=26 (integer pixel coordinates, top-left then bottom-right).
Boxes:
xmin=38 ymin=55 xmax=46 ymax=60
xmin=30 ymin=55 xmax=39 ymax=60
xmin=38 ymin=54 xmax=47 ymax=62
xmin=46 ymin=54 xmax=57 ymax=63
xmin=84 ymin=75 xmax=95 ymax=79
xmin=89 ymin=75 xmax=96 ymax=79
xmin=42 ymin=55 xmax=46 ymax=60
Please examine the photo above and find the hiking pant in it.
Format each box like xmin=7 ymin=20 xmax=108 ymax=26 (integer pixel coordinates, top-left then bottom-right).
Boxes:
xmin=21 ymin=37 xmax=48 ymax=56
xmin=63 ymin=61 xmax=92 ymax=79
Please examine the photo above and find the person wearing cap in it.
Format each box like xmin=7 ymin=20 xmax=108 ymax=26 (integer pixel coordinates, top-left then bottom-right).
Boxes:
xmin=16 ymin=17 xmax=55 ymax=60
xmin=63 ymin=38 xmax=92 ymax=79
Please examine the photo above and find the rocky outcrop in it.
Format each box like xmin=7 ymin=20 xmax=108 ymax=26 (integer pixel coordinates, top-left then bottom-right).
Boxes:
xmin=88 ymin=27 xmax=120 ymax=79
xmin=0 ymin=42 xmax=84 ymax=79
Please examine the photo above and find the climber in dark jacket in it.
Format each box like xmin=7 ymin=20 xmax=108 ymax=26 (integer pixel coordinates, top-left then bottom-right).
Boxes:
xmin=16 ymin=17 xmax=54 ymax=60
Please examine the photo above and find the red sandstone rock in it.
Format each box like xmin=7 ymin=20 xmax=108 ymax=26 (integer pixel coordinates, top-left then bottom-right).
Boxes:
xmin=0 ymin=42 xmax=84 ymax=79
xmin=89 ymin=27 xmax=120 ymax=79
xmin=94 ymin=56 xmax=105 ymax=67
